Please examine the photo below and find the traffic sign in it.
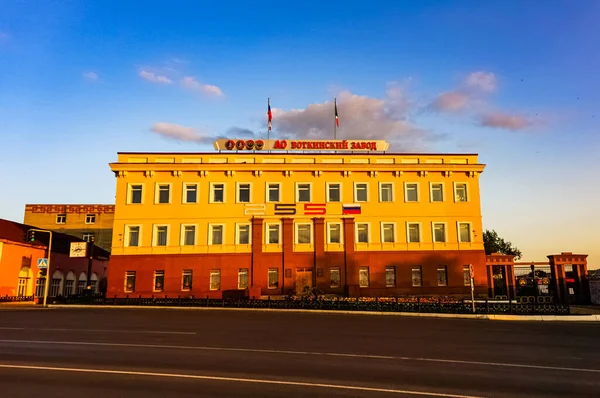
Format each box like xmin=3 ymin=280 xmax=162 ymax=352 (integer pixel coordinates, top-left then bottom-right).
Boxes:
xmin=37 ymin=258 xmax=48 ymax=269
xmin=469 ymin=264 xmax=475 ymax=279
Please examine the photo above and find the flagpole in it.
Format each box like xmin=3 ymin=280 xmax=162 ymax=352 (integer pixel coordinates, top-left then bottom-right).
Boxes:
xmin=334 ymin=98 xmax=337 ymax=140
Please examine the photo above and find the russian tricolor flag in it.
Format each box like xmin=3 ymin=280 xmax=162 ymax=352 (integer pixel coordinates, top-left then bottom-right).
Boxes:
xmin=342 ymin=204 xmax=361 ymax=215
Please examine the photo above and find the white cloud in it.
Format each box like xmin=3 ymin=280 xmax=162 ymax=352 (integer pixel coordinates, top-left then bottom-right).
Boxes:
xmin=139 ymin=70 xmax=173 ymax=84
xmin=269 ymin=90 xmax=438 ymax=150
xmin=150 ymin=122 xmax=213 ymax=143
xmin=180 ymin=76 xmax=223 ymax=97
xmin=464 ymin=71 xmax=497 ymax=93
xmin=431 ymin=91 xmax=469 ymax=112
xmin=83 ymin=72 xmax=98 ymax=81
xmin=479 ymin=112 xmax=532 ymax=131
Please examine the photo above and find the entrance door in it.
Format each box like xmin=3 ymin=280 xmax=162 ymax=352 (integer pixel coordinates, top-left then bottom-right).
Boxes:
xmin=295 ymin=268 xmax=313 ymax=296
xmin=17 ymin=278 xmax=28 ymax=297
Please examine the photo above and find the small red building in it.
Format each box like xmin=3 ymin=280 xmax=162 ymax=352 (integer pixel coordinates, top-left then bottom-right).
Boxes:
xmin=0 ymin=219 xmax=109 ymax=301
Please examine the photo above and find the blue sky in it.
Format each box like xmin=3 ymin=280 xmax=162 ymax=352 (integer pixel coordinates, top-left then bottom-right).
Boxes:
xmin=1 ymin=1 xmax=598 ymax=268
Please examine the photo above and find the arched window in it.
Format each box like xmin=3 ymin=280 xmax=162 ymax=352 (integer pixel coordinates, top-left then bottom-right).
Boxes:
xmin=64 ymin=271 xmax=76 ymax=296
xmin=49 ymin=270 xmax=64 ymax=297
xmin=77 ymin=272 xmax=87 ymax=294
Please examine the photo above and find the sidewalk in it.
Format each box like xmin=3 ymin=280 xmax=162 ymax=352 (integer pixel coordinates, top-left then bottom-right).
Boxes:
xmin=47 ymin=304 xmax=600 ymax=322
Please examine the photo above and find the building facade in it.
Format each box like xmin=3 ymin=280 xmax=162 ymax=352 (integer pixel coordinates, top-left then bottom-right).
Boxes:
xmin=24 ymin=204 xmax=115 ymax=252
xmin=0 ymin=219 xmax=109 ymax=299
xmin=107 ymin=141 xmax=488 ymax=298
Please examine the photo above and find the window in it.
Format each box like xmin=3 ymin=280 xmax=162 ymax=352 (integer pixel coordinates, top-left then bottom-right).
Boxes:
xmin=356 ymin=223 xmax=369 ymax=243
xmin=267 ymin=183 xmax=280 ymax=202
xmin=455 ymin=183 xmax=468 ymax=202
xmin=50 ymin=278 xmax=61 ymax=297
xmin=458 ymin=222 xmax=471 ymax=243
xmin=90 ymin=280 xmax=97 ymax=293
xmin=184 ymin=184 xmax=198 ymax=204
xmin=238 ymin=268 xmax=249 ymax=289
xmin=154 ymin=270 xmax=165 ymax=292
xmin=296 ymin=183 xmax=311 ymax=202
xmin=209 ymin=225 xmax=224 ymax=245
xmin=209 ymin=270 xmax=220 ymax=291
xmin=237 ymin=183 xmax=251 ymax=203
xmin=381 ymin=223 xmax=395 ymax=243
xmin=56 ymin=214 xmax=66 ymax=224
xmin=210 ymin=183 xmax=225 ymax=203
xmin=266 ymin=224 xmax=280 ymax=244
xmin=433 ymin=223 xmax=446 ymax=243
xmin=359 ymin=267 xmax=370 ymax=287
xmin=268 ymin=269 xmax=279 ymax=289
xmin=82 ymin=232 xmax=95 ymax=243
xmin=405 ymin=183 xmax=419 ymax=202
xmin=327 ymin=223 xmax=342 ymax=244
xmin=157 ymin=184 xmax=171 ymax=204
xmin=85 ymin=214 xmax=96 ymax=224
xmin=154 ymin=225 xmax=168 ymax=246
xmin=63 ymin=279 xmax=74 ymax=296
xmin=463 ymin=266 xmax=471 ymax=286
xmin=379 ymin=183 xmax=393 ymax=202
xmin=127 ymin=226 xmax=140 ymax=247
xmin=407 ymin=223 xmax=420 ymax=243
xmin=327 ymin=183 xmax=341 ymax=202
xmin=411 ymin=267 xmax=422 ymax=287
xmin=437 ymin=266 xmax=448 ymax=286
xmin=236 ymin=224 xmax=251 ymax=244
xmin=77 ymin=279 xmax=86 ymax=294
xmin=35 ymin=278 xmax=45 ymax=297
xmin=125 ymin=271 xmax=136 ymax=292
xmin=330 ymin=267 xmax=341 ymax=288
xmin=182 ymin=270 xmax=193 ymax=291
xmin=354 ymin=183 xmax=368 ymax=202
xmin=129 ymin=184 xmax=143 ymax=204
xmin=430 ymin=183 xmax=444 ymax=202
xmin=386 ymin=266 xmax=396 ymax=287
xmin=296 ymin=223 xmax=312 ymax=244
xmin=183 ymin=225 xmax=196 ymax=246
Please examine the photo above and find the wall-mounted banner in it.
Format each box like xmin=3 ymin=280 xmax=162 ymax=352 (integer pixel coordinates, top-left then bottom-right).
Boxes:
xmin=244 ymin=203 xmax=360 ymax=216
xmin=214 ymin=139 xmax=390 ymax=152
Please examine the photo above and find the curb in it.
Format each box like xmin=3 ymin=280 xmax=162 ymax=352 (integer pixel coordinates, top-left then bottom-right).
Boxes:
xmin=47 ymin=305 xmax=600 ymax=322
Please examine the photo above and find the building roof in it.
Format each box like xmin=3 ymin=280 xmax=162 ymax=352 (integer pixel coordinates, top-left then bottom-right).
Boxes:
xmin=117 ymin=151 xmax=480 ymax=156
xmin=0 ymin=218 xmax=110 ymax=259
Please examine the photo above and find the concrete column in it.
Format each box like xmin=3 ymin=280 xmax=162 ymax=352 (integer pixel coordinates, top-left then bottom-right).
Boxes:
xmin=282 ymin=218 xmax=294 ymax=295
xmin=313 ymin=218 xmax=325 ymax=289
xmin=342 ymin=218 xmax=355 ymax=296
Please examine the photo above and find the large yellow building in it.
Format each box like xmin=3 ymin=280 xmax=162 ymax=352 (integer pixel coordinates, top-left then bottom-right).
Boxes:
xmin=108 ymin=139 xmax=487 ymax=298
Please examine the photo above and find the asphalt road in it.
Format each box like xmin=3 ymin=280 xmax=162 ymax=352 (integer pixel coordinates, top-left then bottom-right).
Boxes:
xmin=0 ymin=308 xmax=599 ymax=397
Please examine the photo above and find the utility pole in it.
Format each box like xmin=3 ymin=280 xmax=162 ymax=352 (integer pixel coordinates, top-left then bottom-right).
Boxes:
xmin=85 ymin=235 xmax=95 ymax=294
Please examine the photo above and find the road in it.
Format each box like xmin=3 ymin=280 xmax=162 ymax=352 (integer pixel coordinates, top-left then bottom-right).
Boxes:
xmin=0 ymin=308 xmax=598 ymax=397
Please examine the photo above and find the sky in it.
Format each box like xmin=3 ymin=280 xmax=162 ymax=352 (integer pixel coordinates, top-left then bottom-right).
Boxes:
xmin=1 ymin=0 xmax=598 ymax=268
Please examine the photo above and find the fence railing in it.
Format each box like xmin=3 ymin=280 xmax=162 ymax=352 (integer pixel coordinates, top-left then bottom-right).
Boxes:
xmin=49 ymin=295 xmax=571 ymax=315
xmin=0 ymin=295 xmax=35 ymax=303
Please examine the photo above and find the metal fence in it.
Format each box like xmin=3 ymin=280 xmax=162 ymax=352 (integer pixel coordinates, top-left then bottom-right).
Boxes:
xmin=50 ymin=295 xmax=571 ymax=315
xmin=0 ymin=295 xmax=35 ymax=303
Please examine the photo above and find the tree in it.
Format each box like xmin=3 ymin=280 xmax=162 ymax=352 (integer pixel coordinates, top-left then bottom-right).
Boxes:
xmin=483 ymin=230 xmax=522 ymax=259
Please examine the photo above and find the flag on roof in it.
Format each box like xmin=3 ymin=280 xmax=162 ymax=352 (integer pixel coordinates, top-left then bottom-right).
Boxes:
xmin=267 ymin=98 xmax=273 ymax=131
xmin=335 ymin=98 xmax=339 ymax=127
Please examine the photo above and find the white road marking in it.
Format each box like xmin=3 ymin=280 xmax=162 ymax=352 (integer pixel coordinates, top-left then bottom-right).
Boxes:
xmin=0 ymin=327 xmax=195 ymax=335
xmin=0 ymin=339 xmax=598 ymax=374
xmin=0 ymin=363 xmax=482 ymax=397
